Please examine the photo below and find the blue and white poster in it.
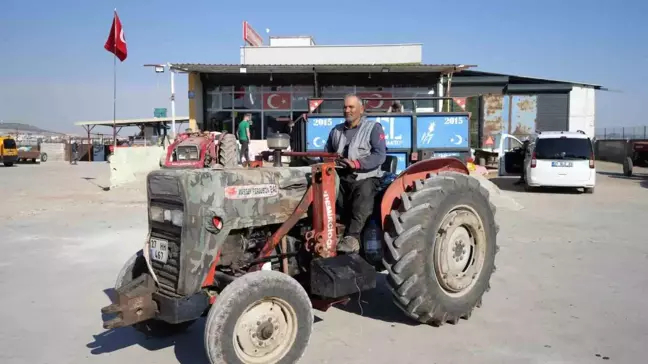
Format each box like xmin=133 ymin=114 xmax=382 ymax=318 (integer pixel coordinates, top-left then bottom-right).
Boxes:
xmin=306 ymin=116 xmax=343 ymax=150
xmin=368 ymin=116 xmax=412 ymax=149
xmin=387 ymin=152 xmax=407 ymax=174
xmin=416 ymin=115 xmax=470 ymax=149
xmin=306 ymin=115 xmax=413 ymax=151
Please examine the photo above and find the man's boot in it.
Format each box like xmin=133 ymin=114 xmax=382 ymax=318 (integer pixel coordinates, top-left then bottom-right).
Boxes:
xmin=337 ymin=236 xmax=360 ymax=254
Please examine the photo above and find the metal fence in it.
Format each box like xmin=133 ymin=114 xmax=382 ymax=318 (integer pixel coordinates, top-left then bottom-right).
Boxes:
xmin=595 ymin=126 xmax=648 ymax=140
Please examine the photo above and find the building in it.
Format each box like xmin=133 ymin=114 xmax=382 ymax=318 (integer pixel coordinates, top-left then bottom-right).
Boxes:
xmin=170 ymin=29 xmax=604 ymax=156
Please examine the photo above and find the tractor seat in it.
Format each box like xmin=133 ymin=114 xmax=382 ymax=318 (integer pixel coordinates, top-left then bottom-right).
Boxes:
xmin=381 ymin=155 xmax=398 ymax=174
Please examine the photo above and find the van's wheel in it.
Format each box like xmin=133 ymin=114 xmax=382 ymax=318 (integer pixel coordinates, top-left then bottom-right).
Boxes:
xmin=204 ymin=270 xmax=313 ymax=364
xmin=383 ymin=171 xmax=498 ymax=326
xmin=584 ymin=187 xmax=594 ymax=194
xmin=115 ymin=250 xmax=196 ymax=337
xmin=218 ymin=133 xmax=239 ymax=168
xmin=40 ymin=153 xmax=48 ymax=162
xmin=623 ymin=157 xmax=633 ymax=177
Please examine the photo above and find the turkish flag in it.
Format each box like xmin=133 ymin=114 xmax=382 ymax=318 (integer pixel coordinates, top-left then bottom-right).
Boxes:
xmin=453 ymin=97 xmax=467 ymax=111
xmin=263 ymin=92 xmax=291 ymax=110
xmin=357 ymin=92 xmax=393 ymax=109
xmin=104 ymin=11 xmax=127 ymax=62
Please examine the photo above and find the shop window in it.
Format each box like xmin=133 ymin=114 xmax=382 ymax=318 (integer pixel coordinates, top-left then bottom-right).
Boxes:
xmin=234 ymin=87 xmax=262 ymax=110
xmin=264 ymin=111 xmax=292 ymax=135
xmin=205 ymin=111 xmax=233 ymax=133
xmin=205 ymin=92 xmax=221 ymax=111
xmin=292 ymin=92 xmax=312 ymax=110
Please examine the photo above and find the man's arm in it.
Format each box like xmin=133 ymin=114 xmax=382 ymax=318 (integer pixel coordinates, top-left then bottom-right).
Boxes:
xmin=246 ymin=122 xmax=251 ymax=140
xmin=324 ymin=128 xmax=335 ymax=153
xmin=354 ymin=123 xmax=387 ymax=171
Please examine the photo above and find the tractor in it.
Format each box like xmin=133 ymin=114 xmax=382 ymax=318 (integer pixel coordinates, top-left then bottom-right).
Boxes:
xmin=101 ymin=129 xmax=499 ymax=363
xmin=162 ymin=130 xmax=239 ymax=168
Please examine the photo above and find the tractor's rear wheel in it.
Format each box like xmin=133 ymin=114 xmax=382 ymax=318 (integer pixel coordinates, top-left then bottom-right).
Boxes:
xmin=218 ymin=133 xmax=239 ymax=168
xmin=382 ymin=171 xmax=498 ymax=326
xmin=204 ymin=270 xmax=313 ymax=364
xmin=115 ymin=250 xmax=196 ymax=337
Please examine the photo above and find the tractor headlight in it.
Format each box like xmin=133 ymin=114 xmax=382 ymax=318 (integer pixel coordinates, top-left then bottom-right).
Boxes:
xmin=150 ymin=206 xmax=184 ymax=226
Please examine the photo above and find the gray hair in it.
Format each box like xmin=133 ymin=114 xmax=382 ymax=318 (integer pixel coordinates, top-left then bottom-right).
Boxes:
xmin=343 ymin=93 xmax=364 ymax=106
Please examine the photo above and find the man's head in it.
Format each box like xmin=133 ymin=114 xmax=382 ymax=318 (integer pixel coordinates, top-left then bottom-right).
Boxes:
xmin=343 ymin=94 xmax=364 ymax=126
xmin=243 ymin=113 xmax=252 ymax=121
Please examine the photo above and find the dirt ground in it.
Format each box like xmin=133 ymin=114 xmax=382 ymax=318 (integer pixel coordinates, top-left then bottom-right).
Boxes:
xmin=1 ymin=161 xmax=647 ymax=364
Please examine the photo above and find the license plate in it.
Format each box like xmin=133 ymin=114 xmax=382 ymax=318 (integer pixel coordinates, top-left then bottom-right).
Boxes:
xmin=150 ymin=238 xmax=169 ymax=264
xmin=551 ymin=161 xmax=573 ymax=167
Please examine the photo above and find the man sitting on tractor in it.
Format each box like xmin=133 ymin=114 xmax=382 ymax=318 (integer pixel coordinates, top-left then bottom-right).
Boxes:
xmin=324 ymin=94 xmax=387 ymax=253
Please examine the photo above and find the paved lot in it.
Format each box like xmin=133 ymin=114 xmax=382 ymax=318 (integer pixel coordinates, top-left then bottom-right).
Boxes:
xmin=1 ymin=161 xmax=647 ymax=364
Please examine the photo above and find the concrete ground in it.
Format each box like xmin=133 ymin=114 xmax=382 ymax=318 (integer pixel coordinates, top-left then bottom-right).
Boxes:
xmin=0 ymin=161 xmax=647 ymax=364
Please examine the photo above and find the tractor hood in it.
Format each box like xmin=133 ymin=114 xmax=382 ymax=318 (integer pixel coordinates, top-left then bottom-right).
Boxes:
xmin=146 ymin=166 xmax=312 ymax=295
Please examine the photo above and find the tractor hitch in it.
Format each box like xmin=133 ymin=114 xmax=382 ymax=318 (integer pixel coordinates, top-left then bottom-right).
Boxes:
xmin=101 ymin=273 xmax=158 ymax=329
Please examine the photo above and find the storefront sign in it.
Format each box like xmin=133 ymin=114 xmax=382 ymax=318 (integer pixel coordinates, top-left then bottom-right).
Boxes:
xmin=416 ymin=114 xmax=470 ymax=149
xmin=243 ymin=21 xmax=263 ymax=47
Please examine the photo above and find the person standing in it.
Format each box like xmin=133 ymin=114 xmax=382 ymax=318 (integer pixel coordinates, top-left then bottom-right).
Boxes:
xmin=237 ymin=113 xmax=252 ymax=166
xmin=70 ymin=139 xmax=79 ymax=165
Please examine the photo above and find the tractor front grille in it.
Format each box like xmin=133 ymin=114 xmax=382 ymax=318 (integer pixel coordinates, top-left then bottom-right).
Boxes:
xmin=150 ymin=224 xmax=183 ymax=297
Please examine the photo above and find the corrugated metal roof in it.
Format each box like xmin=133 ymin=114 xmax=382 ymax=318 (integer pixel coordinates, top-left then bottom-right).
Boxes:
xmin=170 ymin=63 xmax=475 ymax=74
xmin=463 ymin=70 xmax=605 ymax=89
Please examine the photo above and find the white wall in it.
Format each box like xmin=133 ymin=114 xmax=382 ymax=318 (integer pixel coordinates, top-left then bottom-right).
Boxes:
xmin=269 ymin=37 xmax=315 ymax=47
xmin=241 ymin=44 xmax=423 ymax=65
xmin=569 ymin=86 xmax=596 ymax=138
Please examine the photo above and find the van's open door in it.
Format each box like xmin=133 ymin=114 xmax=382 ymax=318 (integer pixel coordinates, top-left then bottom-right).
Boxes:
xmin=498 ymin=134 xmax=525 ymax=176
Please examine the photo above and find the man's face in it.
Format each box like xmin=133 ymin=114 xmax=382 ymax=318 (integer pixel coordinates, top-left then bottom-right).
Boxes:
xmin=343 ymin=96 xmax=364 ymax=124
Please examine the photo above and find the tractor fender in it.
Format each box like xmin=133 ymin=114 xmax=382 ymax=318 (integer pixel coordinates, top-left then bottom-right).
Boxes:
xmin=379 ymin=157 xmax=470 ymax=227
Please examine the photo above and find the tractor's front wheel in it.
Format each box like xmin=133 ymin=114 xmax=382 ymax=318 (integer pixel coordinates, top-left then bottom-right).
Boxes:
xmin=383 ymin=171 xmax=498 ymax=326
xmin=204 ymin=270 xmax=313 ymax=364
xmin=114 ymin=250 xmax=196 ymax=337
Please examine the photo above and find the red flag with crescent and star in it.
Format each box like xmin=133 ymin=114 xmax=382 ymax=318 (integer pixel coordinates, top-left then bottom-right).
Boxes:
xmin=263 ymin=92 xmax=291 ymax=110
xmin=104 ymin=11 xmax=128 ymax=62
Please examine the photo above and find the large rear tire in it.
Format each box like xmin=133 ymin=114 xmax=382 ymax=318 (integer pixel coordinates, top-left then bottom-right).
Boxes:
xmin=115 ymin=250 xmax=196 ymax=337
xmin=623 ymin=156 xmax=633 ymax=177
xmin=382 ymin=171 xmax=498 ymax=326
xmin=204 ymin=270 xmax=313 ymax=364
xmin=218 ymin=133 xmax=239 ymax=168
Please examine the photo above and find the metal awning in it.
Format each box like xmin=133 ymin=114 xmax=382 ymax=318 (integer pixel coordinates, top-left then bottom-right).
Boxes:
xmin=74 ymin=117 xmax=190 ymax=128
xmin=169 ymin=63 xmax=476 ymax=74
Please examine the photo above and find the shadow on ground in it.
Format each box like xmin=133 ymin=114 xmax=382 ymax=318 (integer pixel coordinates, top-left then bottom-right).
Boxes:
xmin=489 ymin=177 xmax=583 ymax=194
xmin=333 ymin=274 xmax=419 ymax=326
xmin=597 ymin=171 xmax=648 ymax=188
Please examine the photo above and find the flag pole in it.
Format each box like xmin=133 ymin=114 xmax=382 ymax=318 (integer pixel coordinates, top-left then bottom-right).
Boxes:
xmin=112 ymin=8 xmax=117 ymax=149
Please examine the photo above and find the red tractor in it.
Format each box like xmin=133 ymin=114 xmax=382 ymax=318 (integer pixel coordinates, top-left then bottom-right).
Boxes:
xmin=101 ymin=133 xmax=499 ymax=364
xmin=162 ymin=131 xmax=239 ymax=168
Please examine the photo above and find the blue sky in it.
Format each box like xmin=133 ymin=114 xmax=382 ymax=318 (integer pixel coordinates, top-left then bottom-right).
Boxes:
xmin=0 ymin=0 xmax=646 ymax=134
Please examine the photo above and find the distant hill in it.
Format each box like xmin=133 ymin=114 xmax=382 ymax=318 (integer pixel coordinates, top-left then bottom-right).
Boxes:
xmin=0 ymin=122 xmax=65 ymax=136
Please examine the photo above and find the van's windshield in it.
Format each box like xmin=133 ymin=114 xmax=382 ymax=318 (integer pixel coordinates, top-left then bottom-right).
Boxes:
xmin=2 ymin=139 xmax=17 ymax=149
xmin=535 ymin=137 xmax=592 ymax=160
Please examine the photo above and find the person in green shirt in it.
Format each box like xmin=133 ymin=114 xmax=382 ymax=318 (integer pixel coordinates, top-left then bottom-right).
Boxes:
xmin=237 ymin=113 xmax=252 ymax=165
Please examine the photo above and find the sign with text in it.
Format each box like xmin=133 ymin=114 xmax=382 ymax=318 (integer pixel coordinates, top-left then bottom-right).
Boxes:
xmin=153 ymin=108 xmax=167 ymax=118
xmin=416 ymin=114 xmax=470 ymax=149
xmin=306 ymin=115 xmax=413 ymax=151
xmin=243 ymin=21 xmax=263 ymax=47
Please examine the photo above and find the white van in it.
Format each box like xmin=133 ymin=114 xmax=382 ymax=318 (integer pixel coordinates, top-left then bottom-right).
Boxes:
xmin=500 ymin=131 xmax=596 ymax=193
